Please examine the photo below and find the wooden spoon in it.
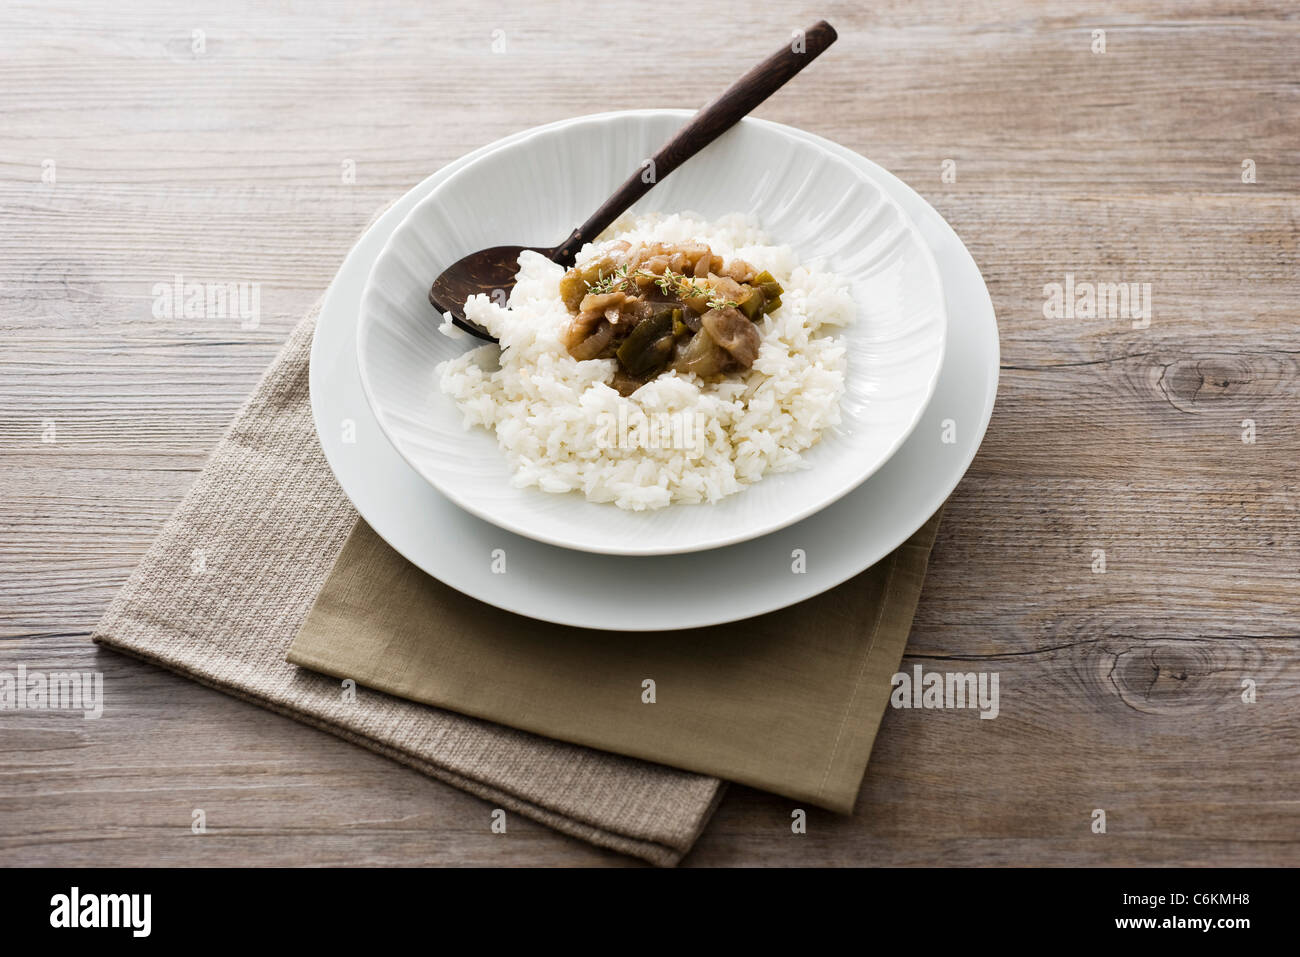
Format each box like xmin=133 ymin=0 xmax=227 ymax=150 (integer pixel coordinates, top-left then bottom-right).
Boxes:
xmin=429 ymin=20 xmax=838 ymax=342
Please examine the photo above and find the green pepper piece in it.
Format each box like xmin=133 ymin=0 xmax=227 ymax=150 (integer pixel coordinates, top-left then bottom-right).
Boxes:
xmin=762 ymin=295 xmax=783 ymax=315
xmin=736 ymin=286 xmax=764 ymax=320
xmin=616 ymin=311 xmax=676 ymax=375
xmin=558 ymin=273 xmax=587 ymax=311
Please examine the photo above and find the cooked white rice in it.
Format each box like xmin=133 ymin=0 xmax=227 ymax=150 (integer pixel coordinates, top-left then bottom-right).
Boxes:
xmin=436 ymin=212 xmax=854 ymax=510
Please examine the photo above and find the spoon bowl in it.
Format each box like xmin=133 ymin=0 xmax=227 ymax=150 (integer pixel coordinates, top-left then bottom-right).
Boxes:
xmin=428 ymin=238 xmax=582 ymax=342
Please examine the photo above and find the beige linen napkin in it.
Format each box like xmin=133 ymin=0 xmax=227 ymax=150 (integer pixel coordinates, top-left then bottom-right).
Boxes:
xmin=92 ymin=309 xmax=725 ymax=866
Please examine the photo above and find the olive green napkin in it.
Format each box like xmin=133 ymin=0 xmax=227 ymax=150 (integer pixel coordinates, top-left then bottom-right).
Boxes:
xmin=288 ymin=508 xmax=943 ymax=814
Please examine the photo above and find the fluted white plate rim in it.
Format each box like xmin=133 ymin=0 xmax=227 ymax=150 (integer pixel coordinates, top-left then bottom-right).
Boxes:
xmin=310 ymin=109 xmax=999 ymax=631
xmin=356 ymin=112 xmax=947 ymax=556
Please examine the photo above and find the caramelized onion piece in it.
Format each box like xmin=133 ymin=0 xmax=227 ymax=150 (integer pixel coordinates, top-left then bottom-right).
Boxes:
xmin=682 ymin=287 xmax=713 ymax=315
xmin=562 ymin=309 xmax=603 ymax=351
xmin=578 ymin=290 xmax=627 ymax=315
xmin=701 ymin=306 xmax=761 ymax=369
xmin=724 ymin=259 xmax=757 ymax=283
xmin=706 ymin=275 xmax=745 ymax=304
xmin=567 ymin=319 xmax=615 ymax=360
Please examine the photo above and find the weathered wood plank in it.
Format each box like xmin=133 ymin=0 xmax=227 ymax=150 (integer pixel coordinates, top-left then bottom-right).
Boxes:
xmin=1 ymin=0 xmax=1297 ymax=865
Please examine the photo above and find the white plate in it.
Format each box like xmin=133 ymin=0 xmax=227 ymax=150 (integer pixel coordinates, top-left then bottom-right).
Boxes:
xmin=310 ymin=110 xmax=998 ymax=631
xmin=356 ymin=113 xmax=947 ymax=555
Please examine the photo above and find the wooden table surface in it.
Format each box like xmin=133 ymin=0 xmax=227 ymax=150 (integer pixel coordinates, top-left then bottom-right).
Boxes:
xmin=3 ymin=0 xmax=1297 ymax=866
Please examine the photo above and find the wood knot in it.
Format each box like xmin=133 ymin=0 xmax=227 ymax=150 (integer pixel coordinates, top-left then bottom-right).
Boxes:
xmin=1156 ymin=355 xmax=1256 ymax=413
xmin=1104 ymin=640 xmax=1261 ymax=715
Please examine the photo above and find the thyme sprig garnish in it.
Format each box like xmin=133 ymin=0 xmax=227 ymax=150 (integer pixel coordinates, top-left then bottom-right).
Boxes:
xmin=586 ymin=263 xmax=644 ymax=295
xmin=653 ymin=267 xmax=685 ymax=295
xmin=586 ymin=262 xmax=720 ymax=304
xmin=650 ymin=267 xmax=712 ymax=301
xmin=584 ymin=272 xmax=619 ymax=295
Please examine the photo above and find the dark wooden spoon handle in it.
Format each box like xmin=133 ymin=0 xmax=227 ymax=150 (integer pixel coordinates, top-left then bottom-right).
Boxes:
xmin=551 ymin=20 xmax=838 ymax=264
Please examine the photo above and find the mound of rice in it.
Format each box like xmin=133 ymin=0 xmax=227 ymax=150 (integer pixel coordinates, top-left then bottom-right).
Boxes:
xmin=436 ymin=212 xmax=854 ymax=510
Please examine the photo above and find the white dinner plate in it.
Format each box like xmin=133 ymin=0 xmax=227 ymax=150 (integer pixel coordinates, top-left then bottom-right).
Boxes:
xmin=357 ymin=113 xmax=947 ymax=555
xmin=310 ymin=110 xmax=998 ymax=631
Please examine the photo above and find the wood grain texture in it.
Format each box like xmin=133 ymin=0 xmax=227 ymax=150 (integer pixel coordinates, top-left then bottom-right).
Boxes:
xmin=1 ymin=0 xmax=1297 ymax=866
